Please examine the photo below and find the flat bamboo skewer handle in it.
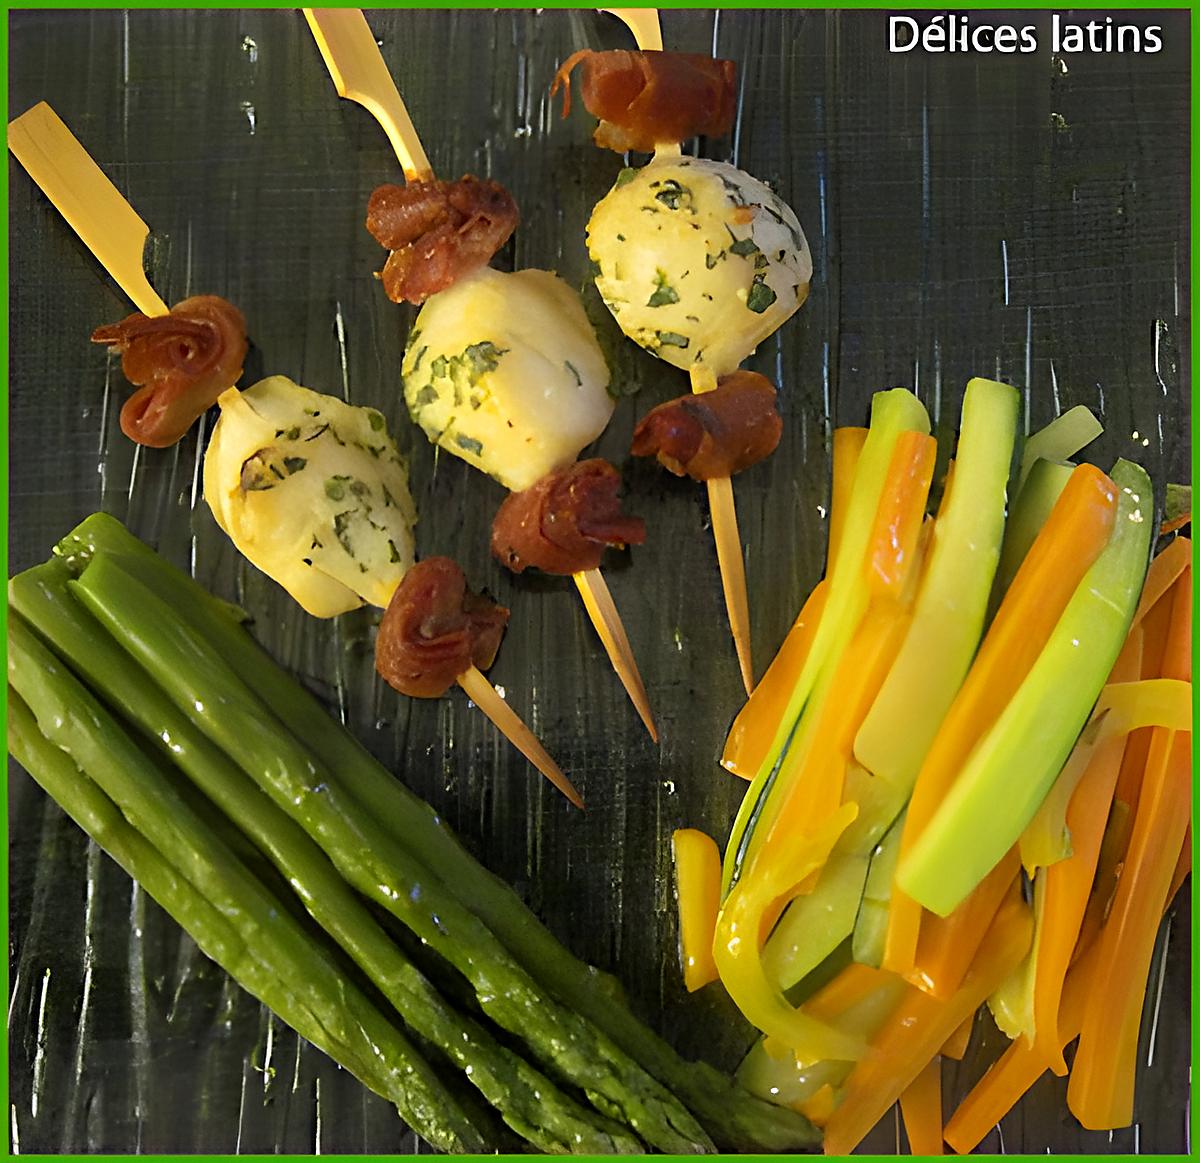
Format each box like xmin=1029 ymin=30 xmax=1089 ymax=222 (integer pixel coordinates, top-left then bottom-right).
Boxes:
xmin=306 ymin=6 xmax=657 ymax=743
xmin=303 ymin=8 xmax=433 ymax=182
xmin=601 ymin=8 xmax=664 ymax=50
xmin=691 ymin=366 xmax=755 ymax=694
xmin=457 ymin=666 xmax=584 ymax=809
xmin=8 ymin=101 xmax=168 ymax=318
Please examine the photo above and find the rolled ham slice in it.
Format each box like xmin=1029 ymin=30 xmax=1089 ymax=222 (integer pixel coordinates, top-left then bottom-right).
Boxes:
xmin=90 ymin=294 xmax=247 ymax=448
xmin=366 ymin=176 xmax=520 ymax=304
xmin=630 ymin=370 xmax=782 ymax=480
xmin=491 ymin=458 xmax=646 ymax=576
xmin=551 ymin=49 xmax=736 ymax=153
xmin=375 ymin=556 xmax=509 ymax=698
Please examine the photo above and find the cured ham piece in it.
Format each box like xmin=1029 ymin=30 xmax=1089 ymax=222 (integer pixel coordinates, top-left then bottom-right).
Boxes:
xmin=366 ymin=176 xmax=519 ymax=304
xmin=630 ymin=370 xmax=782 ymax=480
xmin=375 ymin=556 xmax=509 ymax=698
xmin=551 ymin=49 xmax=736 ymax=153
xmin=491 ymin=458 xmax=646 ymax=575
xmin=91 ymin=294 xmax=247 ymax=448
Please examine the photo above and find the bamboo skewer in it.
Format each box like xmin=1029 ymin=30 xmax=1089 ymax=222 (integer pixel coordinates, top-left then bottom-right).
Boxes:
xmin=305 ymin=7 xmax=657 ymax=741
xmin=9 ymin=102 xmax=167 ymax=318
xmin=458 ymin=666 xmax=583 ymax=808
xmin=691 ymin=366 xmax=755 ymax=694
xmin=9 ymin=98 xmax=580 ymax=807
xmin=599 ymin=9 xmax=756 ymax=694
xmin=303 ymin=8 xmax=433 ymax=182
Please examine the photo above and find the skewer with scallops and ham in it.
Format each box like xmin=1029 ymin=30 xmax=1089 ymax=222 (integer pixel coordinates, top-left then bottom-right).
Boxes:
xmin=553 ymin=12 xmax=812 ymax=694
xmin=305 ymin=7 xmax=657 ymax=741
xmin=8 ymin=99 xmax=578 ymax=808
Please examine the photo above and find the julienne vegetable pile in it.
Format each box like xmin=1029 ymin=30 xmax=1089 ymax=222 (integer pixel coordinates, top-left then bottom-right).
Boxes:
xmin=672 ymin=380 xmax=1191 ymax=1152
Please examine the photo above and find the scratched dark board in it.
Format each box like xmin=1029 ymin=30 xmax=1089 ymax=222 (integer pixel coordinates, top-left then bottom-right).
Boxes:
xmin=7 ymin=7 xmax=1190 ymax=1155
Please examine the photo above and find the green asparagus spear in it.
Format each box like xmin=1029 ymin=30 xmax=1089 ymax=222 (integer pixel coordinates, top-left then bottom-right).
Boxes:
xmin=56 ymin=513 xmax=820 ymax=1152
xmin=7 ymin=614 xmax=487 ymax=1155
xmin=71 ymin=552 xmax=714 ymax=1155
xmin=10 ymin=559 xmax=641 ymax=1156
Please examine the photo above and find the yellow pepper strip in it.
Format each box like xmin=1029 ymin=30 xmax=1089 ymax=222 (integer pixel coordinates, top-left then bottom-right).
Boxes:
xmin=671 ymin=828 xmax=721 ymax=993
xmin=714 ymin=803 xmax=868 ymax=1061
xmin=721 ymin=582 xmax=827 ymax=781
xmin=828 ymin=427 xmax=869 ymax=571
xmin=899 ymin=1056 xmax=944 ymax=1155
xmin=880 ymin=463 xmax=1119 ymax=977
xmin=822 ymin=891 xmax=1033 ymax=1156
xmin=797 ymin=1083 xmax=839 ymax=1127
xmin=939 ymin=1012 xmax=973 ymax=1061
xmin=1068 ymin=579 xmax=1192 ymax=1130
xmin=909 ymin=848 xmax=1019 ymax=999
xmin=1019 ymin=677 xmax=1191 ymax=872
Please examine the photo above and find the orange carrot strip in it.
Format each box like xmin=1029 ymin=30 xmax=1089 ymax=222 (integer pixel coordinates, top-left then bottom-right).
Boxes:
xmin=1159 ymin=512 xmax=1191 ymax=534
xmin=909 ymin=848 xmax=1019 ymax=999
xmin=672 ymin=828 xmax=721 ymax=992
xmin=752 ymin=432 xmax=936 ymax=847
xmin=1168 ymin=823 xmax=1191 ymax=902
xmin=804 ymin=961 xmax=899 ymax=1023
xmin=865 ymin=431 xmax=937 ymax=599
xmin=1068 ymin=726 xmax=1192 ymax=1128
xmin=1132 ymin=535 xmax=1190 ymax=627
xmin=940 ymin=1012 xmax=973 ymax=1061
xmin=1159 ymin=566 xmax=1193 ymax=682
xmin=829 ymin=427 xmax=869 ymax=570
xmin=882 ymin=463 xmax=1119 ymax=976
xmin=944 ymin=944 xmax=1097 ymax=1154
xmin=823 ymin=893 xmax=1033 ymax=1156
xmin=899 ymin=1056 xmax=944 ymax=1155
xmin=1029 ymin=632 xmax=1143 ymax=1074
xmin=721 ymin=581 xmax=827 ymax=781
xmin=946 ymin=824 xmax=1194 ymax=1155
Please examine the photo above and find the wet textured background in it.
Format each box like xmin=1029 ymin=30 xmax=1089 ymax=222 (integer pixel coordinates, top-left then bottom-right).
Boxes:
xmin=8 ymin=7 xmax=1190 ymax=1154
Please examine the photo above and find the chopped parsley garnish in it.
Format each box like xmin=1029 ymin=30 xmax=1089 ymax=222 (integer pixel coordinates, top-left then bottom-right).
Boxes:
xmin=564 ymin=360 xmax=583 ymax=386
xmin=647 ymin=269 xmax=680 ymax=308
xmin=615 ymin=167 xmax=636 ymax=187
xmin=455 ymin=433 xmax=484 ymax=456
xmin=654 ymin=179 xmax=692 ymax=211
xmin=746 ymin=278 xmax=778 ymax=314
xmin=657 ymin=331 xmax=690 ymax=349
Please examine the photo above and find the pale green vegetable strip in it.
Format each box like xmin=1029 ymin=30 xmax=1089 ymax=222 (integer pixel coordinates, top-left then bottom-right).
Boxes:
xmin=1017 ymin=404 xmax=1103 ymax=489
xmin=994 ymin=459 xmax=1075 ymax=600
xmin=763 ymin=850 xmax=869 ymax=990
xmin=851 ymin=813 xmax=906 ymax=968
xmin=897 ymin=459 xmax=1153 ymax=916
xmin=855 ymin=377 xmax=1019 ymax=794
